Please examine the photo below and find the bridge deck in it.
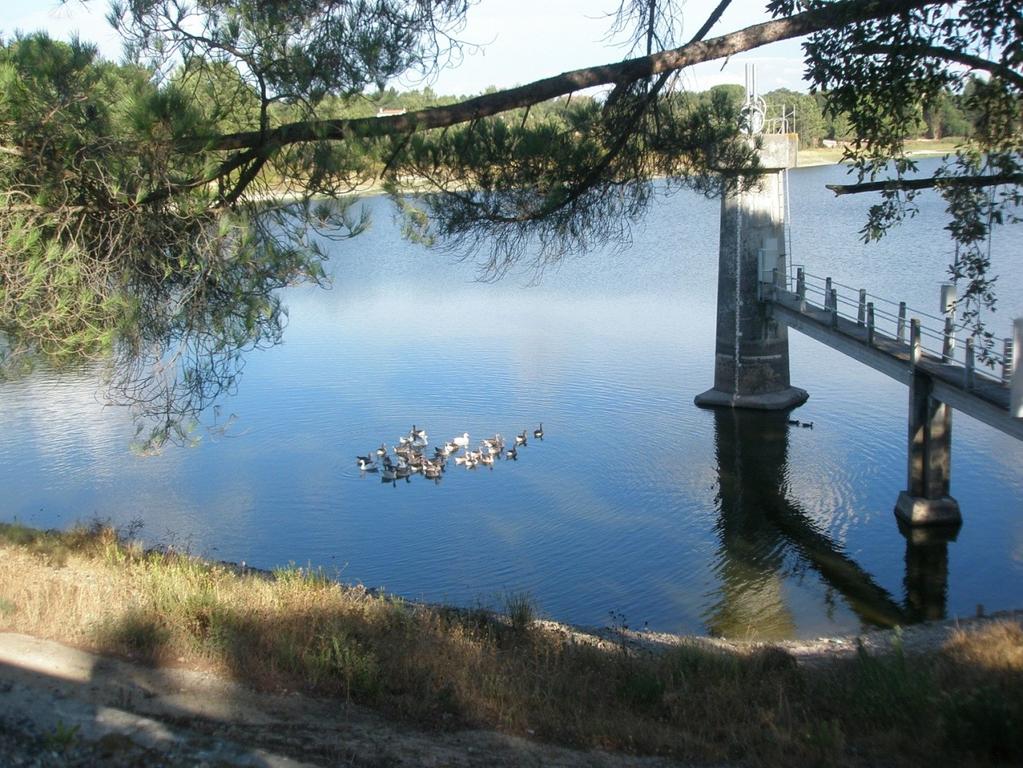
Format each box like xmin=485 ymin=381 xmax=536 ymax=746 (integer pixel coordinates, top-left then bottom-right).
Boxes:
xmin=768 ymin=288 xmax=1023 ymax=441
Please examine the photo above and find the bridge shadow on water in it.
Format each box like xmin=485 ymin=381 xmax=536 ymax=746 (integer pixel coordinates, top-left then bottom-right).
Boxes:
xmin=704 ymin=408 xmax=953 ymax=639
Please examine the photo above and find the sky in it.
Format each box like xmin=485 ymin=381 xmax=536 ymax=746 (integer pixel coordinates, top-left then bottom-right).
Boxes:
xmin=2 ymin=0 xmax=811 ymax=95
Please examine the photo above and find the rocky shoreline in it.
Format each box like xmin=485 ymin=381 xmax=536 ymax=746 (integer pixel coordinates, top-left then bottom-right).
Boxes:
xmin=213 ymin=553 xmax=1023 ymax=665
xmin=535 ymin=607 xmax=1023 ymax=668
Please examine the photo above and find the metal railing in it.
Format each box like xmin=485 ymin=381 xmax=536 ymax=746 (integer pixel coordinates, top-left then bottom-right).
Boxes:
xmin=759 ymin=266 xmax=1021 ymax=404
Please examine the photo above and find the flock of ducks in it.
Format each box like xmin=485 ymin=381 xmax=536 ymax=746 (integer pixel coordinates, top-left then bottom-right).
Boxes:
xmin=787 ymin=419 xmax=814 ymax=429
xmin=357 ymin=423 xmax=544 ymax=485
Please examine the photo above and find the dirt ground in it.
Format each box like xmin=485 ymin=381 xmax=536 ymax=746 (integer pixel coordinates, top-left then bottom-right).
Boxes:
xmin=2 ymin=609 xmax=1020 ymax=767
xmin=0 ymin=632 xmax=689 ymax=767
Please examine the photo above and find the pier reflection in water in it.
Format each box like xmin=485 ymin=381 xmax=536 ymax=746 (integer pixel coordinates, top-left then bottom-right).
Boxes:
xmin=705 ymin=408 xmax=949 ymax=639
xmin=901 ymin=521 xmax=955 ymax=624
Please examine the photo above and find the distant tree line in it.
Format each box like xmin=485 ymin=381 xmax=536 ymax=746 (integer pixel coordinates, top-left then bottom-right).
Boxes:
xmin=759 ymin=80 xmax=984 ymax=146
xmin=278 ymin=80 xmax=990 ymax=158
xmin=292 ymin=80 xmax=985 ymax=151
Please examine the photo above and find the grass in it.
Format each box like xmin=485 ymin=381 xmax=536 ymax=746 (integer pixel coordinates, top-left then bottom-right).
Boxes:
xmin=43 ymin=721 xmax=81 ymax=753
xmin=503 ymin=591 xmax=536 ymax=634
xmin=1 ymin=521 xmax=1021 ymax=766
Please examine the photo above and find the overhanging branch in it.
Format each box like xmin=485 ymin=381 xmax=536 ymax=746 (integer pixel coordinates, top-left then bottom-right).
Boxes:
xmin=458 ymin=0 xmax=733 ymax=225
xmin=184 ymin=0 xmax=955 ymax=154
xmin=134 ymin=145 xmax=270 ymax=207
xmin=827 ymin=173 xmax=1023 ymax=195
xmin=852 ymin=42 xmax=1023 ymax=89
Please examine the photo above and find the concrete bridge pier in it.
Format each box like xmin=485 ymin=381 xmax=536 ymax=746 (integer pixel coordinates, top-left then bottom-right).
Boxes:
xmin=696 ymin=134 xmax=808 ymax=410
xmin=895 ymin=371 xmax=962 ymax=525
xmin=895 ymin=320 xmax=962 ymax=526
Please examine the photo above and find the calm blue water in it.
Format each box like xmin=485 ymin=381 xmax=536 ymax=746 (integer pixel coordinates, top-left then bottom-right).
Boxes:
xmin=2 ymin=161 xmax=1021 ymax=639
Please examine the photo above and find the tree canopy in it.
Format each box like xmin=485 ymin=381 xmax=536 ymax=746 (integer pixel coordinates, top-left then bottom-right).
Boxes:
xmin=1 ymin=0 xmax=1020 ymax=447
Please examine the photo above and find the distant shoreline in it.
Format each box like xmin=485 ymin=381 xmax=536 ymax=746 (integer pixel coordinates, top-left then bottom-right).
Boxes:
xmin=796 ymin=138 xmax=960 ymax=167
xmin=246 ymin=139 xmax=963 ymax=204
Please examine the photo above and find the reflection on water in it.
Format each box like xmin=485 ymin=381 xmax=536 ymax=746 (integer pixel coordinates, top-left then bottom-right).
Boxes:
xmin=707 ymin=409 xmax=798 ymax=639
xmin=901 ymin=522 xmax=954 ymax=624
xmin=705 ymin=409 xmax=951 ymax=639
xmin=0 ymin=162 xmax=1019 ymax=638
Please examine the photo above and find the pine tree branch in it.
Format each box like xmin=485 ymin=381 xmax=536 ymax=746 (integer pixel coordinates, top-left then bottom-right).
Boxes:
xmin=484 ymin=0 xmax=733 ymax=223
xmin=183 ymin=0 xmax=955 ymax=154
xmin=140 ymin=0 xmax=956 ymax=206
xmin=826 ymin=173 xmax=1023 ymax=195
xmin=852 ymin=43 xmax=1023 ymax=89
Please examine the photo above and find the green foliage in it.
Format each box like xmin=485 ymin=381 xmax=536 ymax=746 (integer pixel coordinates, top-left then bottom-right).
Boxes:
xmin=43 ymin=721 xmax=81 ymax=752
xmin=0 ymin=521 xmax=47 ymax=548
xmin=923 ymin=89 xmax=970 ymax=140
xmin=763 ymin=88 xmax=825 ymax=148
xmin=0 ymin=35 xmax=138 ymax=356
xmin=503 ymin=591 xmax=536 ymax=633
xmin=390 ymin=83 xmax=757 ymax=277
xmin=803 ymin=1 xmax=1021 ymax=349
xmin=307 ymin=631 xmax=381 ymax=698
xmin=0 ymin=33 xmax=350 ymax=450
xmin=0 ymin=519 xmax=141 ymax=568
xmin=802 ymin=717 xmax=846 ymax=759
xmin=272 ymin=563 xmax=337 ymax=590
xmin=113 ymin=0 xmax=471 ymax=102
xmin=618 ymin=667 xmax=665 ymax=710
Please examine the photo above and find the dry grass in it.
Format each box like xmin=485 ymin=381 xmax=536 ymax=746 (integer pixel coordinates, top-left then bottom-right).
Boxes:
xmin=797 ymin=138 xmax=962 ymax=167
xmin=1 ymin=521 xmax=1021 ymax=767
xmin=943 ymin=621 xmax=1023 ymax=672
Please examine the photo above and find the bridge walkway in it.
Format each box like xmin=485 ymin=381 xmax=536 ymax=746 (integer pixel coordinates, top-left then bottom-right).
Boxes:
xmin=762 ymin=270 xmax=1022 ymax=442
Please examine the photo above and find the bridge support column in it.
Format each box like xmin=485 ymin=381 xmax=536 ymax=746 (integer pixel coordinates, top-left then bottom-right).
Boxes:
xmin=696 ymin=134 xmax=808 ymax=410
xmin=895 ymin=369 xmax=961 ymax=526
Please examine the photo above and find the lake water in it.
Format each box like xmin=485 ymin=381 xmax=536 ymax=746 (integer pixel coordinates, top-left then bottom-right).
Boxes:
xmin=2 ymin=161 xmax=1021 ymax=640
